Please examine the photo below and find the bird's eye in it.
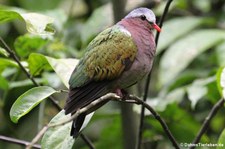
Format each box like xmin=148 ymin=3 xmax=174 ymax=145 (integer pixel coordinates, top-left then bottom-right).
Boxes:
xmin=140 ymin=15 xmax=146 ymax=21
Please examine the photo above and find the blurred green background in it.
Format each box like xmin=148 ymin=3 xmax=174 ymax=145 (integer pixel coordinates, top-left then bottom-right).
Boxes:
xmin=0 ymin=0 xmax=225 ymax=149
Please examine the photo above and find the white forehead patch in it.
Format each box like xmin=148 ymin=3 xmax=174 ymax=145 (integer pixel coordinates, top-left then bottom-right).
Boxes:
xmin=125 ymin=7 xmax=156 ymax=23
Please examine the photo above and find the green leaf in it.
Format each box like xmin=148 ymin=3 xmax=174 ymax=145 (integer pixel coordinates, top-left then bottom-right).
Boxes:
xmin=217 ymin=129 xmax=225 ymax=149
xmin=10 ymin=86 xmax=57 ymax=123
xmin=21 ymin=13 xmax=55 ymax=35
xmin=28 ymin=53 xmax=79 ymax=88
xmin=215 ymin=42 xmax=225 ymax=66
xmin=157 ymin=17 xmax=204 ymax=53
xmin=0 ymin=58 xmax=18 ymax=72
xmin=45 ymin=56 xmax=79 ymax=88
xmin=14 ymin=35 xmax=48 ymax=58
xmin=187 ymin=76 xmax=215 ymax=109
xmin=216 ymin=67 xmax=224 ymax=96
xmin=0 ymin=9 xmax=54 ymax=35
xmin=28 ymin=53 xmax=52 ymax=76
xmin=220 ymin=68 xmax=225 ymax=98
xmin=159 ymin=29 xmax=225 ymax=86
xmin=42 ymin=111 xmax=93 ymax=149
xmin=0 ymin=47 xmax=9 ymax=57
xmin=41 ymin=110 xmax=74 ymax=149
xmin=0 ymin=10 xmax=22 ymax=23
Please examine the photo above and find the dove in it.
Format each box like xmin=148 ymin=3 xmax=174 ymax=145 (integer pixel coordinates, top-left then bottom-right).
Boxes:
xmin=64 ymin=7 xmax=161 ymax=138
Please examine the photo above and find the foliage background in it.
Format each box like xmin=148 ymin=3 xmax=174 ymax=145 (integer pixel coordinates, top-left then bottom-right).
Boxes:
xmin=0 ymin=0 xmax=225 ymax=149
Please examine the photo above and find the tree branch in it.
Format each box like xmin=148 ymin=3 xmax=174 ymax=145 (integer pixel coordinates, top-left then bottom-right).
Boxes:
xmin=128 ymin=95 xmax=180 ymax=149
xmin=190 ymin=98 xmax=225 ymax=149
xmin=0 ymin=135 xmax=41 ymax=149
xmin=0 ymin=37 xmax=94 ymax=148
xmin=80 ymin=133 xmax=95 ymax=149
xmin=137 ymin=0 xmax=174 ymax=148
xmin=0 ymin=37 xmax=61 ymax=111
xmin=26 ymin=93 xmax=179 ymax=149
xmin=26 ymin=93 xmax=119 ymax=149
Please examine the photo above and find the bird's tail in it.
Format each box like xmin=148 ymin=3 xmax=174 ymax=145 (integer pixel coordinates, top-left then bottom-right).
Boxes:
xmin=70 ymin=113 xmax=86 ymax=138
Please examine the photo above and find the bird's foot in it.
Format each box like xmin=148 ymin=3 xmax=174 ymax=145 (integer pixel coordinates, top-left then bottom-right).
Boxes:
xmin=115 ymin=89 xmax=129 ymax=100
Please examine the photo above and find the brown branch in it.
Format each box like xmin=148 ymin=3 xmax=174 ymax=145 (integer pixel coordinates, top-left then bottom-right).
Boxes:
xmin=26 ymin=93 xmax=119 ymax=149
xmin=80 ymin=133 xmax=95 ymax=149
xmin=137 ymin=0 xmax=174 ymax=149
xmin=0 ymin=37 xmax=61 ymax=111
xmin=26 ymin=93 xmax=179 ymax=149
xmin=0 ymin=135 xmax=41 ymax=149
xmin=0 ymin=37 xmax=94 ymax=148
xmin=190 ymin=98 xmax=225 ymax=149
xmin=128 ymin=95 xmax=180 ymax=149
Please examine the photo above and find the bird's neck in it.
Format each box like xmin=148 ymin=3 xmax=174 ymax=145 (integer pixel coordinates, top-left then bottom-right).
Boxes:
xmin=117 ymin=18 xmax=156 ymax=58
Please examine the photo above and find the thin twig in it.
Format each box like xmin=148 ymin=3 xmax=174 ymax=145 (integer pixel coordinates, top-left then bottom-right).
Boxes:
xmin=0 ymin=37 xmax=94 ymax=147
xmin=155 ymin=0 xmax=174 ymax=45
xmin=0 ymin=37 xmax=61 ymax=111
xmin=137 ymin=0 xmax=174 ymax=149
xmin=80 ymin=133 xmax=95 ymax=149
xmin=49 ymin=93 xmax=120 ymax=127
xmin=26 ymin=93 xmax=120 ymax=148
xmin=26 ymin=93 xmax=179 ymax=149
xmin=0 ymin=135 xmax=41 ymax=149
xmin=190 ymin=98 xmax=225 ymax=149
xmin=26 ymin=126 xmax=49 ymax=149
xmin=129 ymin=95 xmax=180 ymax=149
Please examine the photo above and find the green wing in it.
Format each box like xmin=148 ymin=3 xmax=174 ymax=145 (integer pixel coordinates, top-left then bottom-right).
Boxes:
xmin=69 ymin=26 xmax=137 ymax=88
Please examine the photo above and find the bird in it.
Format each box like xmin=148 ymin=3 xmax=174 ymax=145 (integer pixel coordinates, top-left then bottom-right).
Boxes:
xmin=64 ymin=7 xmax=161 ymax=138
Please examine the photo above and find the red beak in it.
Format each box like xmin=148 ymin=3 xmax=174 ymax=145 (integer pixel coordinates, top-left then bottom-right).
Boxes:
xmin=152 ymin=23 xmax=161 ymax=32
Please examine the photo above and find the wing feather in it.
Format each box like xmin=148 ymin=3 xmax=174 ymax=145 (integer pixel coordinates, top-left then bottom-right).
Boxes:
xmin=65 ymin=26 xmax=137 ymax=115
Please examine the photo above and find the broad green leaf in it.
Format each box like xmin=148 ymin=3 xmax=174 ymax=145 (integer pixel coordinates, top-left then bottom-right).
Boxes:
xmin=0 ymin=10 xmax=22 ymax=23
xmin=28 ymin=53 xmax=79 ymax=88
xmin=0 ymin=58 xmax=18 ymax=67
xmin=0 ymin=9 xmax=54 ymax=35
xmin=21 ymin=13 xmax=55 ymax=35
xmin=28 ymin=53 xmax=52 ymax=76
xmin=0 ymin=58 xmax=18 ymax=72
xmin=215 ymin=42 xmax=225 ymax=66
xmin=157 ymin=17 xmax=204 ymax=53
xmin=217 ymin=129 xmax=225 ymax=149
xmin=220 ymin=68 xmax=225 ymax=98
xmin=45 ymin=56 xmax=78 ymax=88
xmin=10 ymin=86 xmax=57 ymax=123
xmin=0 ymin=47 xmax=9 ymax=57
xmin=42 ymin=111 xmax=94 ymax=149
xmin=187 ymin=76 xmax=215 ymax=109
xmin=41 ymin=110 xmax=74 ymax=149
xmin=216 ymin=67 xmax=224 ymax=96
xmin=159 ymin=29 xmax=225 ymax=86
xmin=14 ymin=35 xmax=48 ymax=58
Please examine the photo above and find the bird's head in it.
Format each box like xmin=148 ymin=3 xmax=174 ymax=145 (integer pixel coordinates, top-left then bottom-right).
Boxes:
xmin=124 ymin=8 xmax=161 ymax=32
